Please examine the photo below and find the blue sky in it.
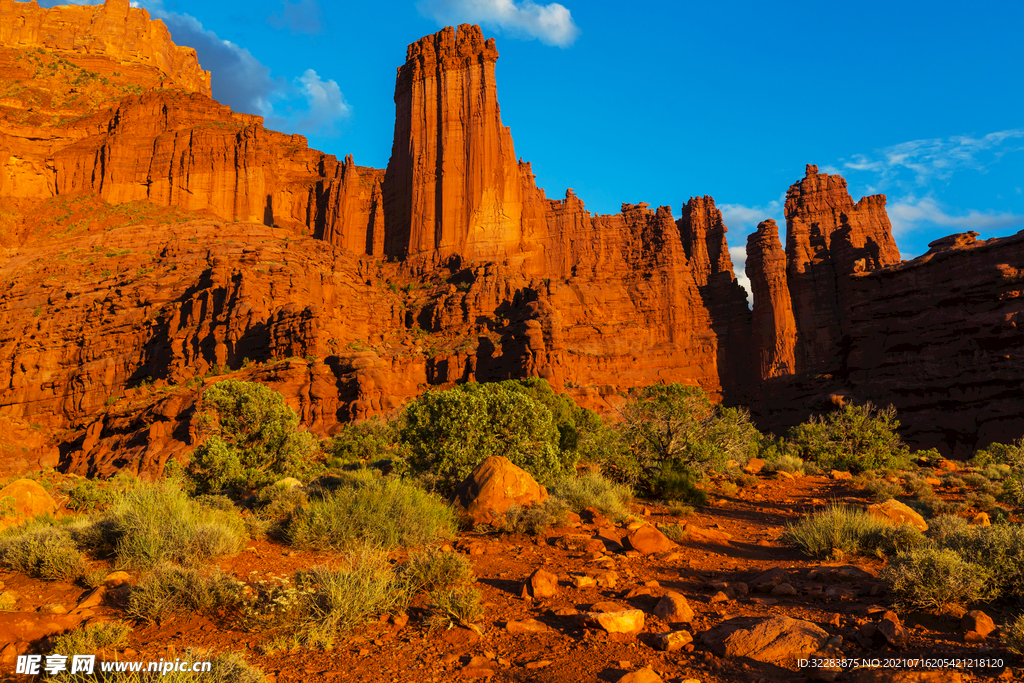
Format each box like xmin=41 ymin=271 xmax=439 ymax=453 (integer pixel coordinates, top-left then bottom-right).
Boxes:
xmin=42 ymin=0 xmax=1024 ymax=286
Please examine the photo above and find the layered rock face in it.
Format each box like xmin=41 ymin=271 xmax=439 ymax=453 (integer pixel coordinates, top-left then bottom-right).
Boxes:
xmin=783 ymin=164 xmax=901 ymax=373
xmin=0 ymin=0 xmax=210 ymax=95
xmin=746 ymin=219 xmax=797 ymax=381
xmin=382 ymin=25 xmax=525 ymax=262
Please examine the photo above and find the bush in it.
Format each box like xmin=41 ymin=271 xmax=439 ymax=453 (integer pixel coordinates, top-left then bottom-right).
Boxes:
xmin=881 ymin=548 xmax=993 ymax=613
xmin=127 ymin=564 xmax=245 ymax=623
xmin=402 ymin=548 xmax=474 ymax=594
xmin=496 ymin=497 xmax=569 ymax=535
xmin=861 ymin=477 xmax=903 ymax=502
xmin=187 ymin=380 xmax=323 ymax=493
xmin=786 ymin=403 xmax=911 ymax=473
xmin=90 ymin=479 xmax=246 ymax=569
xmin=784 ymin=505 xmax=919 ymax=558
xmin=401 ymin=380 xmax=579 ymax=493
xmin=65 ymin=473 xmax=137 ymax=513
xmin=0 ymin=518 xmax=85 ymax=580
xmin=326 ymin=416 xmax=406 ymax=469
xmin=651 ymin=461 xmax=708 ymax=506
xmin=1004 ymin=613 xmax=1024 ymax=656
xmin=49 ymin=621 xmax=132 ymax=655
xmin=931 ymin=520 xmax=1024 ymax=599
xmin=426 ymin=586 xmax=483 ymax=632
xmin=657 ymin=522 xmax=687 ymax=542
xmin=255 ymin=480 xmax=307 ymax=520
xmin=619 ymin=384 xmax=760 ymax=479
xmin=547 ymin=472 xmax=633 ymax=521
xmin=286 ymin=476 xmax=455 ymax=551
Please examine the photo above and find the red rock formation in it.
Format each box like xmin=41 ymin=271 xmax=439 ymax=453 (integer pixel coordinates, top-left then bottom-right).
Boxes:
xmin=784 ymin=164 xmax=900 ymax=373
xmin=746 ymin=219 xmax=797 ymax=380
xmin=678 ymin=196 xmax=751 ymax=391
xmin=382 ymin=25 xmax=525 ymax=262
xmin=0 ymin=0 xmax=210 ymax=95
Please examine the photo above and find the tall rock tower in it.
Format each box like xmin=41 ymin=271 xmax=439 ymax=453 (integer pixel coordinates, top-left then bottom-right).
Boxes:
xmin=382 ymin=25 xmax=524 ymax=261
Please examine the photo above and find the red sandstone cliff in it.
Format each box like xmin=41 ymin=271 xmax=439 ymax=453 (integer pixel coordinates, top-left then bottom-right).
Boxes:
xmin=746 ymin=219 xmax=797 ymax=381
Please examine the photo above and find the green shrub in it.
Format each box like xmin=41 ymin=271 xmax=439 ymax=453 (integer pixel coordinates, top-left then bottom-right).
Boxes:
xmin=402 ymin=548 xmax=474 ymax=594
xmin=286 ymin=476 xmax=455 ymax=551
xmin=326 ymin=416 xmax=406 ymax=469
xmin=657 ymin=522 xmax=687 ymax=542
xmin=1004 ymin=613 xmax=1024 ymax=656
xmin=49 ymin=621 xmax=132 ymax=654
xmin=786 ymin=403 xmax=911 ymax=473
xmin=187 ymin=380 xmax=323 ymax=493
xmin=66 ymin=473 xmax=137 ymax=513
xmin=0 ymin=519 xmax=85 ymax=580
xmin=426 ymin=585 xmax=483 ymax=632
xmin=651 ymin=461 xmax=708 ymax=506
xmin=255 ymin=480 xmax=307 ymax=519
xmin=496 ymin=497 xmax=569 ymax=535
xmin=930 ymin=519 xmax=1024 ymax=599
xmin=861 ymin=477 xmax=903 ymax=502
xmin=785 ymin=505 xmax=901 ymax=558
xmin=619 ymin=384 xmax=760 ymax=479
xmin=881 ymin=547 xmax=993 ymax=613
xmin=127 ymin=564 xmax=245 ymax=623
xmin=547 ymin=472 xmax=633 ymax=521
xmin=401 ymin=380 xmax=579 ymax=493
xmin=90 ymin=479 xmax=246 ymax=569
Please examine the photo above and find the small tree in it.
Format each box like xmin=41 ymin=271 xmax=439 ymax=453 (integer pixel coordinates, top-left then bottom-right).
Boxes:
xmin=619 ymin=383 xmax=760 ymax=482
xmin=401 ymin=380 xmax=576 ymax=493
xmin=786 ymin=402 xmax=910 ymax=473
xmin=187 ymin=380 xmax=321 ymax=492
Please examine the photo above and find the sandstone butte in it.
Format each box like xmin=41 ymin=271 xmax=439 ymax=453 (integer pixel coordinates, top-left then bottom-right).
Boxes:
xmin=0 ymin=0 xmax=1021 ymax=477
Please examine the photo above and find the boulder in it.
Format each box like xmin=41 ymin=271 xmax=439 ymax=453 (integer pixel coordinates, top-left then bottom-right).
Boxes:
xmin=749 ymin=567 xmax=789 ymax=592
xmin=878 ymin=611 xmax=908 ymax=647
xmin=653 ymin=592 xmax=693 ymax=623
xmin=971 ymin=512 xmax=991 ymax=527
xmin=702 ymin=615 xmax=829 ymax=668
xmin=451 ymin=456 xmax=547 ymax=525
xmin=743 ymin=458 xmax=765 ymax=474
xmin=625 ymin=525 xmax=676 ymax=554
xmin=505 ymin=618 xmax=548 ymax=634
xmin=652 ymin=630 xmax=693 ymax=652
xmin=961 ymin=610 xmax=995 ymax=638
xmin=523 ymin=568 xmax=558 ymax=599
xmin=580 ymin=609 xmax=645 ymax=634
xmin=683 ymin=525 xmax=732 ymax=544
xmin=0 ymin=479 xmax=57 ymax=531
xmin=865 ymin=499 xmax=928 ymax=532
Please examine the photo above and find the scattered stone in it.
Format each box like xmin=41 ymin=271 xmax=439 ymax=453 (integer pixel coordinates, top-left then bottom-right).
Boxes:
xmin=709 ymin=591 xmax=730 ymax=604
xmin=525 ymin=660 xmax=552 ymax=669
xmin=554 ymin=607 xmax=578 ymax=617
xmin=653 ymin=592 xmax=694 ymax=623
xmin=830 ymin=470 xmax=852 ymax=480
xmin=961 ymin=610 xmax=995 ymax=637
xmin=580 ymin=609 xmax=645 ymax=634
xmin=702 ymin=615 xmax=829 ymax=668
xmin=808 ymin=565 xmax=876 ymax=582
xmin=505 ymin=618 xmax=548 ymax=634
xmin=617 ymin=668 xmax=662 ymax=683
xmin=523 ymin=568 xmax=559 ymax=599
xmin=76 ymin=586 xmax=107 ymax=610
xmin=652 ymin=630 xmax=693 ymax=652
xmin=683 ymin=525 xmax=732 ymax=544
xmin=0 ymin=479 xmax=57 ymax=531
xmin=625 ymin=525 xmax=676 ymax=554
xmin=591 ymin=601 xmax=625 ymax=613
xmin=451 ymin=456 xmax=548 ymax=525
xmin=573 ymin=575 xmax=596 ymax=589
xmin=770 ymin=583 xmax=797 ymax=597
xmin=865 ymin=498 xmax=928 ymax=531
xmin=391 ymin=612 xmax=409 ymax=628
xmin=39 ymin=604 xmax=66 ymax=614
xmin=749 ymin=567 xmax=789 ymax=592
xmin=596 ymin=571 xmax=618 ymax=588
xmin=971 ymin=512 xmax=991 ymax=527
xmin=878 ymin=611 xmax=908 ymax=647
xmin=743 ymin=458 xmax=765 ymax=474
xmin=103 ymin=571 xmax=131 ymax=588
xmin=582 ymin=507 xmax=609 ymax=526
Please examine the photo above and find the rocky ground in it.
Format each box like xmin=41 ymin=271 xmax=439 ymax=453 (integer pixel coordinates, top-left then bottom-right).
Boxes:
xmin=1 ymin=464 xmax=1017 ymax=683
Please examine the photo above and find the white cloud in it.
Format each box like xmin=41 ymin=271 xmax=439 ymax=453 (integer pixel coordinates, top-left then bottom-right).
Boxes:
xmin=841 ymin=129 xmax=1024 ymax=186
xmin=292 ymin=69 xmax=351 ymax=135
xmin=719 ymin=199 xmax=782 ymax=235
xmin=267 ymin=0 xmax=324 ymax=35
xmin=729 ymin=245 xmax=752 ymax=304
xmin=416 ymin=0 xmax=580 ymax=47
xmin=888 ymin=196 xmax=1023 ymax=237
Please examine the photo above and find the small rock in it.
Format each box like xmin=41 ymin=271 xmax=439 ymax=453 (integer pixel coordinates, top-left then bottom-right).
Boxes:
xmin=391 ymin=612 xmax=409 ymax=628
xmin=573 ymin=575 xmax=596 ymax=589
xmin=878 ymin=611 xmax=908 ymax=647
xmin=40 ymin=604 xmax=67 ymax=614
xmin=653 ymin=591 xmax=694 ymax=623
xmin=709 ymin=591 xmax=730 ymax=604
xmin=971 ymin=512 xmax=991 ymax=527
xmin=749 ymin=567 xmax=789 ymax=592
xmin=76 ymin=586 xmax=107 ymax=610
xmin=103 ymin=571 xmax=131 ymax=588
xmin=524 ymin=660 xmax=552 ymax=669
xmin=829 ymin=470 xmax=853 ymax=480
xmin=617 ymin=667 xmax=663 ymax=683
xmin=743 ymin=458 xmax=765 ymax=474
xmin=596 ymin=571 xmax=618 ymax=588
xmin=771 ymin=583 xmax=797 ymax=597
xmin=505 ymin=619 xmax=548 ymax=633
xmin=625 ymin=525 xmax=676 ymax=554
xmin=524 ymin=568 xmax=559 ymax=599
xmin=581 ymin=609 xmax=645 ymax=634
xmin=591 ymin=601 xmax=625 ymax=613
xmin=652 ymin=630 xmax=693 ymax=652
xmin=961 ymin=610 xmax=995 ymax=637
